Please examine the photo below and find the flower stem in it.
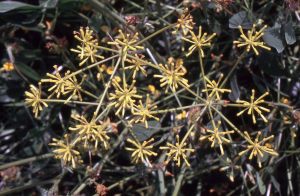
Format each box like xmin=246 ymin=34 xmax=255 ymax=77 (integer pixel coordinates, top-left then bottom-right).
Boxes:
xmin=148 ymin=104 xmax=206 ymax=114
xmin=199 ymin=50 xmax=209 ymax=98
xmin=208 ymin=103 xmax=216 ymax=129
xmin=179 ymin=123 xmax=195 ymax=148
xmin=93 ymin=45 xmax=120 ymax=54
xmin=79 ymin=89 xmax=100 ymax=100
xmin=180 ymin=83 xmax=207 ymax=103
xmin=42 ymin=99 xmax=99 ymax=105
xmin=65 ymin=55 xmax=119 ymax=80
xmin=127 ymin=53 xmax=164 ymax=71
xmin=213 ymin=103 xmax=245 ymax=107
xmin=134 ymin=23 xmax=177 ymax=46
xmin=219 ymin=49 xmax=247 ymax=89
xmin=0 ymin=153 xmax=54 ymax=170
xmin=211 ymin=105 xmax=252 ymax=143
xmin=94 ymin=57 xmax=121 ymax=117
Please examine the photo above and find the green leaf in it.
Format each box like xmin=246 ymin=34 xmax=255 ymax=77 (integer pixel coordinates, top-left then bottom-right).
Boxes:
xmin=88 ymin=12 xmax=103 ymax=34
xmin=39 ymin=0 xmax=59 ymax=7
xmin=262 ymin=27 xmax=286 ymax=53
xmin=0 ymin=14 xmax=43 ymax=32
xmin=211 ymin=17 xmax=221 ymax=35
xmin=15 ymin=62 xmax=41 ymax=81
xmin=263 ymin=3 xmax=276 ymax=15
xmin=256 ymin=172 xmax=266 ymax=194
xmin=229 ymin=11 xmax=255 ymax=29
xmin=285 ymin=22 xmax=296 ymax=45
xmin=252 ymin=74 xmax=289 ymax=96
xmin=219 ymin=152 xmax=228 ymax=167
xmin=270 ymin=175 xmax=280 ymax=192
xmin=228 ymin=72 xmax=240 ymax=102
xmin=126 ymin=121 xmax=161 ymax=142
xmin=0 ymin=1 xmax=39 ymax=13
xmin=25 ymin=127 xmax=45 ymax=139
xmin=17 ymin=144 xmax=41 ymax=157
xmin=266 ymin=166 xmax=274 ymax=174
xmin=257 ymin=51 xmax=291 ymax=77
xmin=22 ymin=12 xmax=40 ymax=24
xmin=252 ymin=74 xmax=267 ymax=94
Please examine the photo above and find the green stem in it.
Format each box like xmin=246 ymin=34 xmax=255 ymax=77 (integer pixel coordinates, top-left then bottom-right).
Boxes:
xmin=0 ymin=153 xmax=54 ymax=170
xmin=126 ymin=68 xmax=135 ymax=82
xmin=213 ymin=103 xmax=245 ymax=107
xmin=199 ymin=50 xmax=209 ymax=98
xmin=65 ymin=55 xmax=119 ymax=80
xmin=0 ymin=179 xmax=54 ymax=196
xmin=223 ymin=6 xmax=234 ymax=16
xmin=108 ymin=174 xmax=139 ymax=190
xmin=154 ymin=1 xmax=183 ymax=23
xmin=93 ymin=44 xmax=120 ymax=54
xmin=117 ymin=114 xmax=141 ymax=146
xmin=219 ymin=49 xmax=247 ymax=89
xmin=72 ymin=128 xmax=128 ymax=195
xmin=171 ymin=152 xmax=191 ymax=196
xmin=122 ymin=57 xmax=126 ymax=89
xmin=79 ymin=89 xmax=100 ymax=100
xmin=180 ymin=83 xmax=207 ymax=103
xmin=42 ymin=99 xmax=99 ymax=105
xmin=156 ymin=0 xmax=171 ymax=57
xmin=208 ymin=103 xmax=216 ymax=129
xmin=211 ymin=105 xmax=252 ymax=144
xmin=148 ymin=104 xmax=206 ymax=114
xmin=94 ymin=57 xmax=121 ymax=117
xmin=149 ymin=67 xmax=225 ymax=108
xmin=265 ymin=101 xmax=294 ymax=110
xmin=179 ymin=123 xmax=195 ymax=147
xmin=127 ymin=53 xmax=164 ymax=71
xmin=141 ymin=0 xmax=149 ymax=22
xmin=134 ymin=23 xmax=177 ymax=46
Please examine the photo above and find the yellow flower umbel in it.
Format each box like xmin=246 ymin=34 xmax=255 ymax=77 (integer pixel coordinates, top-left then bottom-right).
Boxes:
xmin=49 ymin=134 xmax=80 ymax=168
xmin=108 ymin=30 xmax=144 ymax=60
xmin=25 ymin=82 xmax=48 ymax=118
xmin=238 ymin=131 xmax=278 ymax=168
xmin=181 ymin=26 xmax=216 ymax=57
xmin=63 ymin=75 xmax=86 ymax=104
xmin=95 ymin=121 xmax=110 ymax=149
xmin=236 ymin=89 xmax=270 ymax=124
xmin=80 ymin=120 xmax=110 ymax=149
xmin=125 ymin=138 xmax=157 ymax=168
xmin=41 ymin=65 xmax=70 ymax=98
xmin=154 ymin=62 xmax=189 ymax=94
xmin=69 ymin=113 xmax=104 ymax=147
xmin=233 ymin=24 xmax=271 ymax=55
xmin=160 ymin=135 xmax=195 ymax=167
xmin=124 ymin=54 xmax=147 ymax=78
xmin=3 ymin=62 xmax=14 ymax=71
xmin=131 ymin=94 xmax=159 ymax=128
xmin=202 ymin=74 xmax=232 ymax=100
xmin=172 ymin=8 xmax=195 ymax=35
xmin=73 ymin=27 xmax=98 ymax=59
xmin=199 ymin=121 xmax=234 ymax=155
xmin=107 ymin=79 xmax=142 ymax=117
xmin=71 ymin=44 xmax=104 ymax=66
